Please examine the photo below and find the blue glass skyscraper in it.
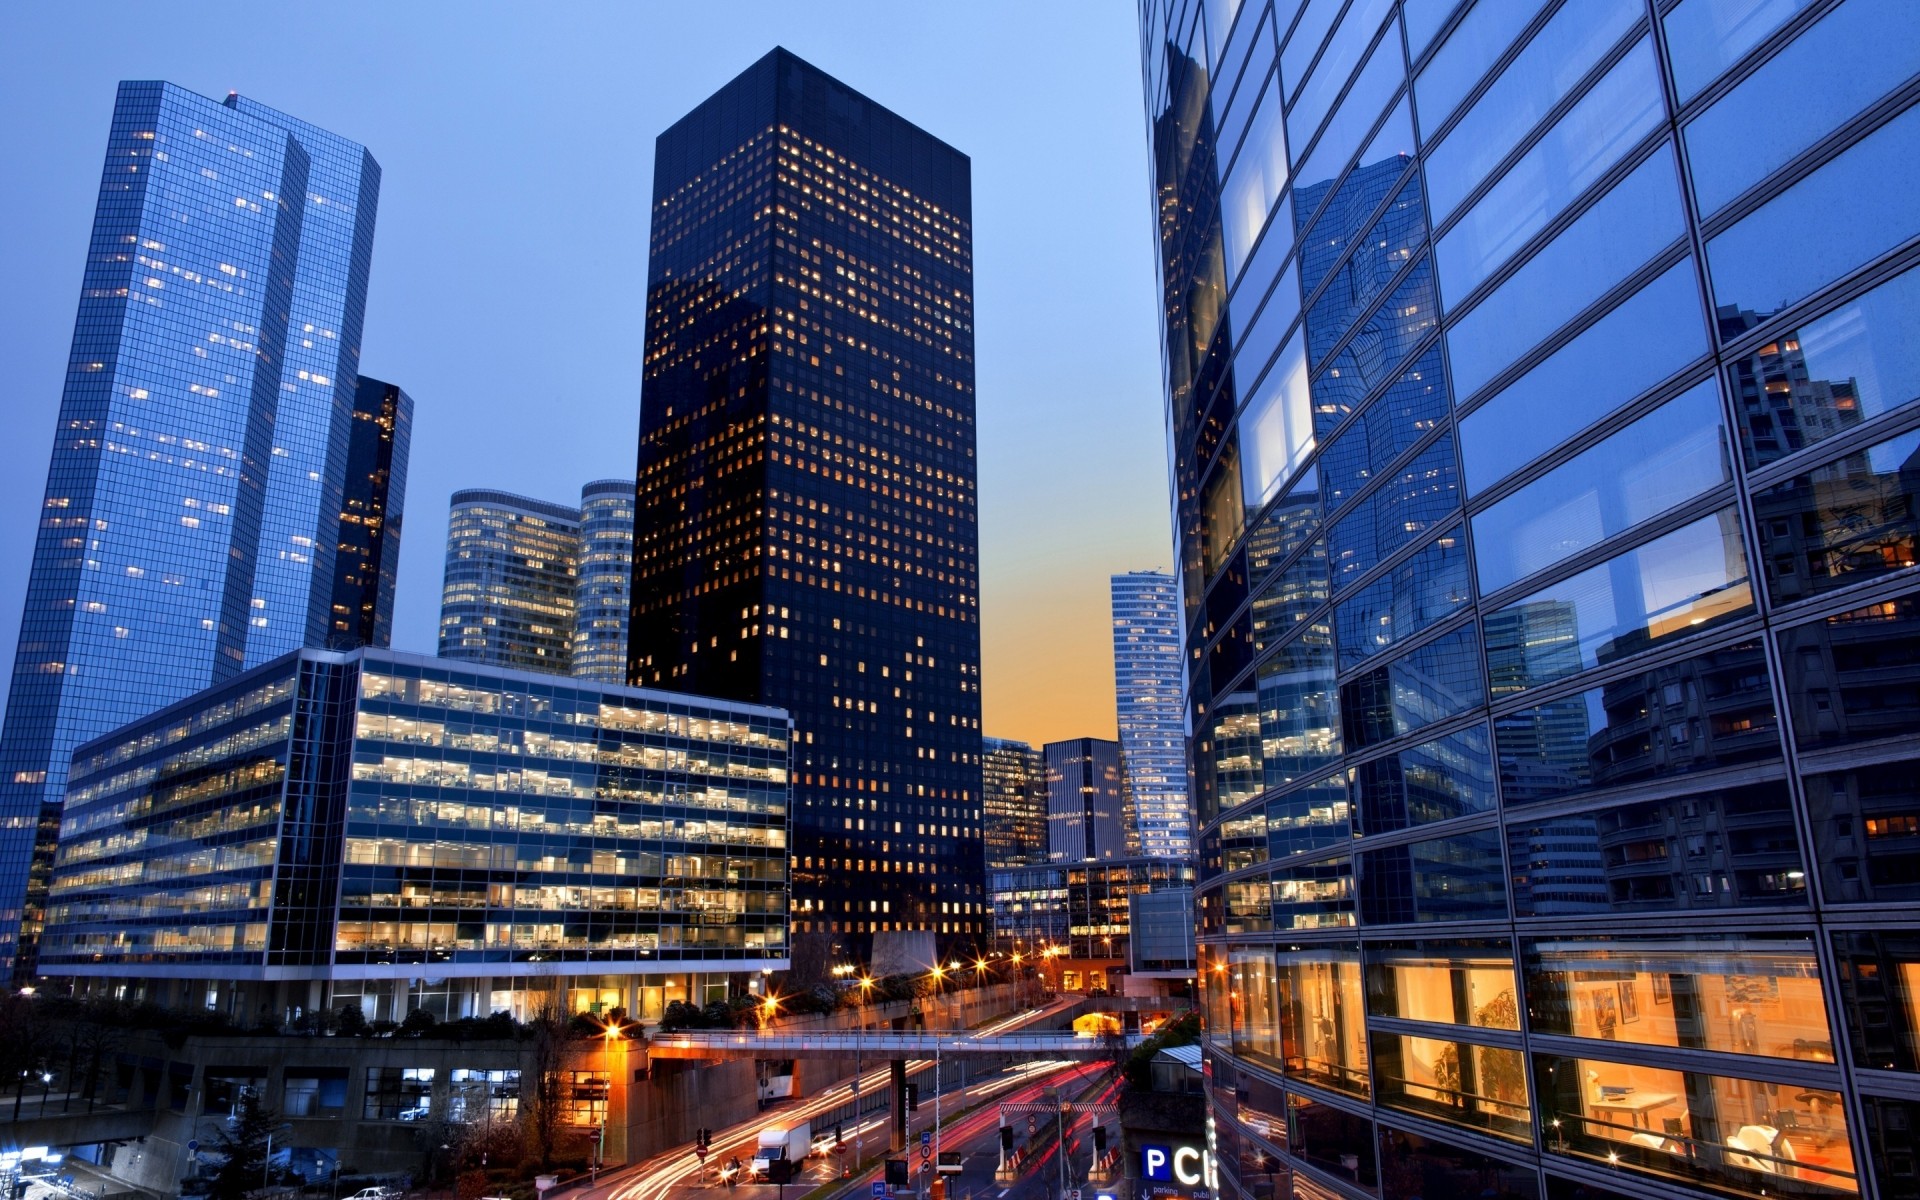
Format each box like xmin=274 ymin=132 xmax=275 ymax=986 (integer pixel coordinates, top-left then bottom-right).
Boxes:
xmin=1142 ymin=0 xmax=1920 ymax=1197
xmin=1112 ymin=570 xmax=1192 ymax=858
xmin=0 ymin=82 xmax=381 ymax=976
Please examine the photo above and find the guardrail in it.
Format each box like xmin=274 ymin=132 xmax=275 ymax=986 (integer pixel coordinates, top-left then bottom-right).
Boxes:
xmin=648 ymin=1032 xmax=1142 ymax=1059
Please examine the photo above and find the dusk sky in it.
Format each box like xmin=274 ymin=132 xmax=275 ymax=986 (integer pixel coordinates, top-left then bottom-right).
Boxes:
xmin=0 ymin=3 xmax=1169 ymax=748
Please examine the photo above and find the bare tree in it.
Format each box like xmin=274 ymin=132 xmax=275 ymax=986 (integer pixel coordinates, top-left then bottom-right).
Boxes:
xmin=522 ymin=999 xmax=577 ymax=1169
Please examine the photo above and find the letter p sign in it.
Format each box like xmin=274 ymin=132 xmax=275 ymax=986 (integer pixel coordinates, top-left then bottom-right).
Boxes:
xmin=1142 ymin=1146 xmax=1171 ymax=1181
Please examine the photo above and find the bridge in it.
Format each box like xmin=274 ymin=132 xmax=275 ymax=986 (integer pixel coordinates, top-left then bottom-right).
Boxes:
xmin=646 ymin=1029 xmax=1140 ymax=1060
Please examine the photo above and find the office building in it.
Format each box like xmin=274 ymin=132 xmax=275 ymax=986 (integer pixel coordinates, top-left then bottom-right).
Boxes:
xmin=988 ymin=857 xmax=1195 ymax=992
xmin=437 ymin=489 xmax=580 ymax=674
xmin=629 ymin=48 xmax=983 ymax=961
xmin=40 ymin=646 xmax=791 ymax=1016
xmin=1046 ymin=737 xmax=1127 ymax=863
xmin=1112 ymin=570 xmax=1192 ymax=858
xmin=983 ymin=736 xmax=1048 ymax=869
xmin=326 ymin=376 xmax=412 ymax=649
xmin=1141 ymin=0 xmax=1920 ymax=1196
xmin=573 ymin=479 xmax=637 ymax=682
xmin=0 ymin=82 xmax=381 ymax=976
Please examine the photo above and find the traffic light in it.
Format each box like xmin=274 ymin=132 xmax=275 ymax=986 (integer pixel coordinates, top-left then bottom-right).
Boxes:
xmin=835 ymin=1123 xmax=844 ymax=1148
xmin=905 ymin=1082 xmax=919 ymax=1112
xmin=999 ymin=1126 xmax=1014 ymax=1154
xmin=1093 ymin=1126 xmax=1107 ymax=1156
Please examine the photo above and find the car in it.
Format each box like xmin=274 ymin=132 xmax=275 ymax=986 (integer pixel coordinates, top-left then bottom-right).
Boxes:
xmin=346 ymin=1188 xmax=398 ymax=1200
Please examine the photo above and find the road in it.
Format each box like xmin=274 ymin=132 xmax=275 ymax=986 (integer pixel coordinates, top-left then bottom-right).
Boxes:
xmin=604 ymin=997 xmax=1090 ymax=1200
xmin=890 ymin=1066 xmax=1124 ymax=1200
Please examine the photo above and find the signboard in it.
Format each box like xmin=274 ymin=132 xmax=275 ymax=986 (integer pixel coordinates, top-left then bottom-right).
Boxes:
xmin=1141 ymin=1146 xmax=1216 ymax=1189
xmin=186 ymin=1141 xmax=199 ymax=1153
xmin=872 ymin=1184 xmax=887 ymax=1198
xmin=921 ymin=1131 xmax=932 ymax=1147
xmin=886 ymin=1160 xmax=910 ymax=1187
xmin=937 ymin=1152 xmax=963 ymax=1176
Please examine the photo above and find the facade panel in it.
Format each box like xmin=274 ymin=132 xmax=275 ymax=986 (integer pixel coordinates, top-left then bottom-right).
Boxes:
xmin=437 ymin=489 xmax=581 ymax=675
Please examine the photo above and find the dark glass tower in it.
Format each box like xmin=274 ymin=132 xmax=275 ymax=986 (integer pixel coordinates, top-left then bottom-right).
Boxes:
xmin=0 ymin=82 xmax=379 ymax=976
xmin=326 ymin=375 xmax=411 ymax=649
xmin=1141 ymin=0 xmax=1920 ymax=1197
xmin=630 ymin=48 xmax=983 ymax=962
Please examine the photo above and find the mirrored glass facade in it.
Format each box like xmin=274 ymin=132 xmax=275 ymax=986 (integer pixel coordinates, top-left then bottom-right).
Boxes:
xmin=38 ymin=647 xmax=790 ymax=1018
xmin=326 ymin=376 xmax=411 ymax=650
xmin=629 ymin=48 xmax=983 ymax=956
xmin=437 ymin=489 xmax=581 ymax=675
xmin=1140 ymin=0 xmax=1920 ymax=1194
xmin=983 ymin=736 xmax=1048 ymax=870
xmin=1047 ymin=737 xmax=1128 ymax=863
xmin=1114 ymin=570 xmax=1195 ymax=857
xmin=572 ymin=479 xmax=636 ymax=683
xmin=0 ymin=83 xmax=383 ymax=978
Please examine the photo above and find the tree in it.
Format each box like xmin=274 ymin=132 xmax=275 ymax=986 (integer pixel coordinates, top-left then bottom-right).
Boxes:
xmin=522 ymin=998 xmax=578 ymax=1170
xmin=205 ymin=1089 xmax=286 ymax=1200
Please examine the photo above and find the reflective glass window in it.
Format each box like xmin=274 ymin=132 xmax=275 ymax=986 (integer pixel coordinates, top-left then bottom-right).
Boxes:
xmin=1423 ymin=0 xmax=1644 ymax=220
xmin=1229 ymin=946 xmax=1285 ymax=1069
xmin=1231 ymin=194 xmax=1299 ymax=305
xmin=1280 ymin=948 xmax=1372 ymax=1094
xmin=1295 ymin=38 xmax=1408 ymax=211
xmin=1802 ymin=760 xmax=1920 ymax=907
xmin=1213 ymin=10 xmax=1276 ymax=172
xmin=1252 ymin=532 xmax=1329 ymax=648
xmin=1336 ymin=526 xmax=1471 ymax=667
xmin=1777 ymin=594 xmax=1920 ymax=751
xmin=1222 ymin=74 xmax=1291 ymax=279
xmin=1341 ymin=624 xmax=1486 ymax=751
xmin=1287 ymin=0 xmax=1397 ymax=162
xmin=1320 ymin=344 xmax=1449 ymax=510
xmin=1368 ymin=938 xmax=1518 ymax=1027
xmin=1401 ymin=0 xmax=1459 ymax=61
xmin=1203 ymin=447 xmax=1246 ymax=578
xmin=1493 ymin=639 xmax=1781 ymax=806
xmin=1272 ymin=855 xmax=1358 ymax=928
xmin=1471 ymin=379 xmax=1731 ymax=594
xmin=1221 ymin=802 xmax=1271 ymax=873
xmin=1330 ymin=429 xmax=1459 ymax=585
xmin=1375 ymin=1032 xmax=1531 ymax=1139
xmin=1525 ymin=934 xmax=1831 ymax=1059
xmin=1460 ymin=259 xmax=1706 ymax=492
xmin=1415 ymin=0 xmax=1552 ymax=133
xmin=1481 ymin=510 xmax=1755 ymax=692
xmin=1281 ymin=0 xmax=1346 ymax=107
xmin=1754 ymin=425 xmax=1920 ymax=605
xmin=1301 ymin=157 xmax=1421 ymax=304
xmin=1233 ymin=262 xmax=1304 ymax=411
xmin=1707 ymin=102 xmax=1920 ymax=325
xmin=1203 ymin=0 xmax=1244 ymax=75
xmin=1506 ymin=781 xmax=1808 ymax=916
xmin=1350 ymin=722 xmax=1496 ymax=835
xmin=1258 ymin=618 xmax=1343 ymax=787
xmin=1289 ymin=1093 xmax=1379 ymax=1187
xmin=1313 ymin=266 xmax=1446 ymax=435
xmin=1208 ymin=687 xmax=1267 ymax=813
xmin=1663 ymin=0 xmax=1821 ymax=102
xmin=1860 ymin=1096 xmax=1920 ymax=1200
xmin=1830 ymin=929 xmax=1920 ymax=1073
xmin=1361 ymin=827 xmax=1509 ymax=924
xmin=1447 ymin=148 xmax=1686 ymax=401
xmin=1268 ymin=772 xmax=1352 ymax=857
xmin=1687 ymin=0 xmax=1920 ymax=217
xmin=1534 ymin=1054 xmax=1858 ymax=1195
xmin=1239 ymin=329 xmax=1313 ymax=508
xmin=1308 ymin=179 xmax=1427 ymax=369
xmin=1726 ymin=262 xmax=1920 ymax=470
xmin=1438 ymin=40 xmax=1664 ymax=304
xmin=1378 ymin=1127 xmax=1541 ymax=1200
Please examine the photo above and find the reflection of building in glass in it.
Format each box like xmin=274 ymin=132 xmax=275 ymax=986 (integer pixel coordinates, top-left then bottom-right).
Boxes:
xmin=989 ymin=857 xmax=1195 ymax=990
xmin=0 ymin=83 xmax=384 ymax=976
xmin=40 ymin=647 xmax=791 ymax=1017
xmin=1112 ymin=571 xmax=1192 ymax=858
xmin=1047 ymin=737 xmax=1126 ymax=863
xmin=572 ymin=479 xmax=636 ymax=683
xmin=627 ymin=49 xmax=981 ymax=961
xmin=1142 ymin=0 xmax=1920 ymax=1193
xmin=983 ymin=737 xmax=1047 ymax=870
xmin=437 ymin=490 xmax=580 ymax=674
xmin=327 ymin=377 xmax=412 ymax=650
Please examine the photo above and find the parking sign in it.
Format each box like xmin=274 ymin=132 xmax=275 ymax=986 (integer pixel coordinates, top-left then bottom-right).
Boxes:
xmin=872 ymin=1184 xmax=887 ymax=1198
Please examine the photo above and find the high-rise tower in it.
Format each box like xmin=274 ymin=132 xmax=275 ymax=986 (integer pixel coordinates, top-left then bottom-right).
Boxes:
xmin=1111 ymin=570 xmax=1190 ymax=858
xmin=437 ymin=489 xmax=580 ymax=675
xmin=1142 ymin=0 xmax=1920 ymax=1195
xmin=0 ymin=82 xmax=381 ymax=975
xmin=629 ymin=48 xmax=982 ymax=963
xmin=572 ymin=479 xmax=637 ymax=683
xmin=326 ymin=376 xmax=411 ymax=649
xmin=982 ymin=737 xmax=1047 ymax=870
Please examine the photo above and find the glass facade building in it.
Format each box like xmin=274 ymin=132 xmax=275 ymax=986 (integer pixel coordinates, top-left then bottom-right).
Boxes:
xmin=1113 ymin=570 xmax=1194 ymax=858
xmin=990 ymin=857 xmax=1197 ymax=983
xmin=38 ymin=646 xmax=790 ymax=1021
xmin=0 ymin=82 xmax=382 ymax=977
xmin=438 ymin=489 xmax=581 ymax=675
xmin=326 ymin=376 xmax=411 ymax=650
xmin=1047 ymin=737 xmax=1129 ymax=863
xmin=572 ymin=479 xmax=636 ymax=683
xmin=984 ymin=736 xmax=1049 ymax=870
xmin=1139 ymin=0 xmax=1920 ymax=1196
xmin=629 ymin=48 xmax=984 ymax=955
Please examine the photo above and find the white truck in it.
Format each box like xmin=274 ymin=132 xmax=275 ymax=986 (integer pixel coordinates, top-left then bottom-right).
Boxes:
xmin=751 ymin=1119 xmax=811 ymax=1181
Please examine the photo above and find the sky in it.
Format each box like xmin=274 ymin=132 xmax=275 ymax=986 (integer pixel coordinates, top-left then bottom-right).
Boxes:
xmin=0 ymin=3 xmax=1171 ymax=749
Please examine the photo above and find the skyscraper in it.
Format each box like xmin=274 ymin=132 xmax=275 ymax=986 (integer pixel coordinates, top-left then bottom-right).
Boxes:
xmin=1142 ymin=0 xmax=1920 ymax=1196
xmin=629 ymin=48 xmax=983 ymax=964
xmin=1111 ymin=570 xmax=1191 ymax=858
xmin=572 ymin=479 xmax=637 ymax=683
xmin=326 ymin=376 xmax=411 ymax=649
xmin=1045 ymin=738 xmax=1125 ymax=864
xmin=982 ymin=736 xmax=1047 ymax=870
xmin=437 ymin=489 xmax=580 ymax=674
xmin=0 ymin=82 xmax=381 ymax=975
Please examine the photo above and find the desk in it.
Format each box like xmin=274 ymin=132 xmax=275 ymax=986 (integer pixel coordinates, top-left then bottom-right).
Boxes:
xmin=1591 ymin=1093 xmax=1681 ymax=1129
